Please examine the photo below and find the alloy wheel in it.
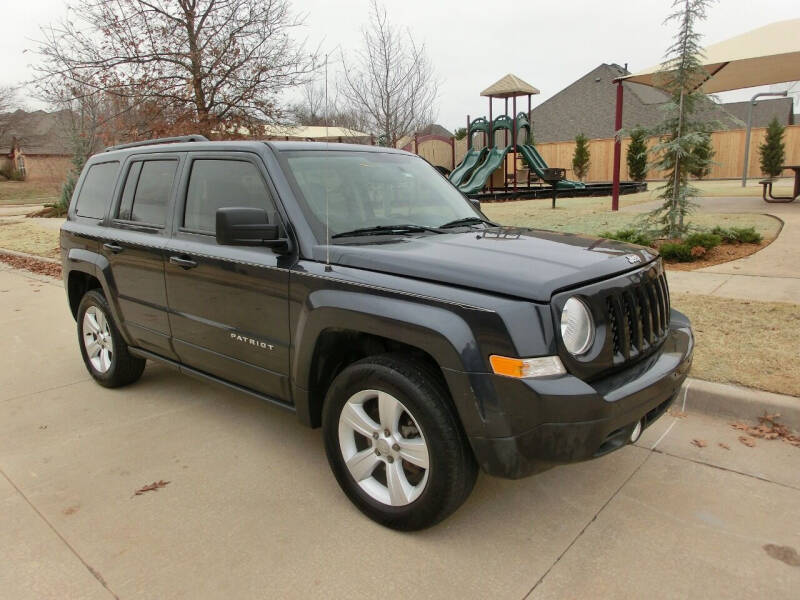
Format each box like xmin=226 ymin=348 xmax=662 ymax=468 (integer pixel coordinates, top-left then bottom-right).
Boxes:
xmin=338 ymin=389 xmax=430 ymax=506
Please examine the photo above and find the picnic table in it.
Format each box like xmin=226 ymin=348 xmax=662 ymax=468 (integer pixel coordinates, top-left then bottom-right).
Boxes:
xmin=760 ymin=165 xmax=800 ymax=203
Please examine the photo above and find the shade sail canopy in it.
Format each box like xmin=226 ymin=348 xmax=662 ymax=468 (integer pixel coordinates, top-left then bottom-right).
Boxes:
xmin=621 ymin=19 xmax=800 ymax=93
xmin=480 ymin=74 xmax=540 ymax=98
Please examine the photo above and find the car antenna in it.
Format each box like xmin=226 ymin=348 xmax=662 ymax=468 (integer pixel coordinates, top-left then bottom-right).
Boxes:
xmin=324 ymin=51 xmax=332 ymax=272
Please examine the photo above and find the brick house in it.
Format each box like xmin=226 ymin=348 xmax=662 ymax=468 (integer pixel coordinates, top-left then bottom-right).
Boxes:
xmin=0 ymin=110 xmax=73 ymax=183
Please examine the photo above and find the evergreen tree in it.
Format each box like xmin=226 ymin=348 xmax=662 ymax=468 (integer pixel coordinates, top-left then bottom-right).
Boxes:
xmin=759 ymin=117 xmax=785 ymax=177
xmin=56 ymin=135 xmax=90 ymax=215
xmin=689 ymin=132 xmax=714 ymax=179
xmin=572 ymin=134 xmax=590 ymax=181
xmin=644 ymin=0 xmax=717 ymax=238
xmin=626 ymin=127 xmax=649 ymax=181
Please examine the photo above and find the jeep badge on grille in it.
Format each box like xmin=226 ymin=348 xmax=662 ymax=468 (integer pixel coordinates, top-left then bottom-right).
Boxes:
xmin=625 ymin=255 xmax=642 ymax=264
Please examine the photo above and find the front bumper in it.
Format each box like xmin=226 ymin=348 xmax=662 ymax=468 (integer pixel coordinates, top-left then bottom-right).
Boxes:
xmin=465 ymin=309 xmax=693 ymax=479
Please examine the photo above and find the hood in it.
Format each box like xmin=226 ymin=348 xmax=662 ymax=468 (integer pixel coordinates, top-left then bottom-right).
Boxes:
xmin=321 ymin=227 xmax=657 ymax=303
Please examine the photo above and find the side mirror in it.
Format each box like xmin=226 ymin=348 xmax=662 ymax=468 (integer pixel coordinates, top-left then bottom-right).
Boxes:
xmin=216 ymin=207 xmax=289 ymax=250
xmin=468 ymin=197 xmax=481 ymax=211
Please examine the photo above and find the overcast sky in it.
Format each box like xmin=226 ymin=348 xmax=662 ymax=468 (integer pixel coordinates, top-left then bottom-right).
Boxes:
xmin=2 ymin=0 xmax=798 ymax=131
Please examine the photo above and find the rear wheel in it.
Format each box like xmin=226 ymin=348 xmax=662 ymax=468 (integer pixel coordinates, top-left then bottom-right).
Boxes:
xmin=322 ymin=354 xmax=477 ymax=530
xmin=77 ymin=290 xmax=146 ymax=388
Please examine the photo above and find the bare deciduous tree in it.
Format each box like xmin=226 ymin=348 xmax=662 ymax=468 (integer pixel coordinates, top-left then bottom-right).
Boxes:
xmin=291 ymin=80 xmax=369 ymax=133
xmin=0 ymin=86 xmax=21 ymax=143
xmin=340 ymin=0 xmax=438 ymax=144
xmin=35 ymin=0 xmax=317 ymax=138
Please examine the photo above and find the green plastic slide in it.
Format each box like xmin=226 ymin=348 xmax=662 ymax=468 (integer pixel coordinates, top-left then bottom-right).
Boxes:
xmin=449 ymin=147 xmax=487 ymax=186
xmin=458 ymin=145 xmax=512 ymax=194
xmin=517 ymin=144 xmax=585 ymax=190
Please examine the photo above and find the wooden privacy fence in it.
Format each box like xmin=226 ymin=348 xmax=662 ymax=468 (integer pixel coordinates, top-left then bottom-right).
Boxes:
xmin=535 ymin=125 xmax=800 ymax=182
xmin=406 ymin=124 xmax=800 ymax=182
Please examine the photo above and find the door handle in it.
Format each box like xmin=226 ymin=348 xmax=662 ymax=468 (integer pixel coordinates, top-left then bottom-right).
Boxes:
xmin=103 ymin=242 xmax=123 ymax=254
xmin=169 ymin=255 xmax=198 ymax=269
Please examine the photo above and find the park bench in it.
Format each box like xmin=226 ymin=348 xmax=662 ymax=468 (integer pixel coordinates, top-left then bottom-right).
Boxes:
xmin=760 ymin=165 xmax=800 ymax=203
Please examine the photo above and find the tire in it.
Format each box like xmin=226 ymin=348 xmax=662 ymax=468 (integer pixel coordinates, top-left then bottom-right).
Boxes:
xmin=322 ymin=354 xmax=477 ymax=531
xmin=77 ymin=289 xmax=146 ymax=388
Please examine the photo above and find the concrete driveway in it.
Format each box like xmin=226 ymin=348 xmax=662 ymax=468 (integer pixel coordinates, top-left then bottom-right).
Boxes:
xmin=1 ymin=265 xmax=799 ymax=599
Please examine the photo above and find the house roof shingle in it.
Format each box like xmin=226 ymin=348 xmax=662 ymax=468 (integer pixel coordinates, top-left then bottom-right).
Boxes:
xmin=0 ymin=109 xmax=73 ymax=155
xmin=529 ymin=63 xmax=794 ymax=143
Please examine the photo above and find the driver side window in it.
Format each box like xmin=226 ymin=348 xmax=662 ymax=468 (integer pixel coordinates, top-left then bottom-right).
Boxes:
xmin=184 ymin=159 xmax=275 ymax=233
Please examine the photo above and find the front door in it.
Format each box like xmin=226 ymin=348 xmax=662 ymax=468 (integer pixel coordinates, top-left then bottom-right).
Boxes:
xmin=102 ymin=154 xmax=183 ymax=359
xmin=164 ymin=152 xmax=291 ymax=402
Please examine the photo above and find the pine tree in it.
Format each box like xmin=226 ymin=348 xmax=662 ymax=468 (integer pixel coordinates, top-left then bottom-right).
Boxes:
xmin=572 ymin=134 xmax=590 ymax=181
xmin=689 ymin=132 xmax=714 ymax=179
xmin=56 ymin=135 xmax=90 ymax=215
xmin=626 ymin=127 xmax=648 ymax=181
xmin=759 ymin=117 xmax=785 ymax=178
xmin=644 ymin=0 xmax=717 ymax=239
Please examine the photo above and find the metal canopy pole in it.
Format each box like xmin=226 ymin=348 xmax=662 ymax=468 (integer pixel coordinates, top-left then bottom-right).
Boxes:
xmin=611 ymin=80 xmax=624 ymax=211
xmin=488 ymin=97 xmax=493 ymax=193
xmin=741 ymin=91 xmax=787 ymax=187
xmin=504 ymin=98 xmax=508 ymax=192
xmin=512 ymin=95 xmax=517 ymax=191
xmin=527 ymin=94 xmax=532 ymax=186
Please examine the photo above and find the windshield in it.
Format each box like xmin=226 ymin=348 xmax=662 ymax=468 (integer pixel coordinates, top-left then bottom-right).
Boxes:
xmin=282 ymin=150 xmax=480 ymax=240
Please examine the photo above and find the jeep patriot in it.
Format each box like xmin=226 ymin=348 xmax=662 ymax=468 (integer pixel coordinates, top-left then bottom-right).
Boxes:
xmin=61 ymin=135 xmax=693 ymax=530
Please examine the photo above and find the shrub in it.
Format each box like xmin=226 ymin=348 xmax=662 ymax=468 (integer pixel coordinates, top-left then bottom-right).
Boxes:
xmin=689 ymin=132 xmax=714 ymax=179
xmin=659 ymin=242 xmax=694 ymax=262
xmin=599 ymin=229 xmax=655 ymax=247
xmin=759 ymin=117 xmax=785 ymax=178
xmin=683 ymin=232 xmax=721 ymax=250
xmin=572 ymin=133 xmax=590 ymax=181
xmin=710 ymin=226 xmax=763 ymax=244
xmin=626 ymin=127 xmax=648 ymax=181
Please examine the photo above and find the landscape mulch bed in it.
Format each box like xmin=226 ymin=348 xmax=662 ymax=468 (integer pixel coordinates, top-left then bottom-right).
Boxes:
xmin=0 ymin=252 xmax=61 ymax=278
xmin=665 ymin=240 xmax=772 ymax=271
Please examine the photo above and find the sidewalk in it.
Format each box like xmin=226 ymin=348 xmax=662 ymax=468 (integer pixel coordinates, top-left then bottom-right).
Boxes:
xmin=624 ymin=195 xmax=800 ymax=304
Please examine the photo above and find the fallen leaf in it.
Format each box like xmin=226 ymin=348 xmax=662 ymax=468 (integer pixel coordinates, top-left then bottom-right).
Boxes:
xmin=133 ymin=480 xmax=170 ymax=497
xmin=691 ymin=439 xmax=707 ymax=448
xmin=739 ymin=436 xmax=756 ymax=447
xmin=718 ymin=442 xmax=730 ymax=450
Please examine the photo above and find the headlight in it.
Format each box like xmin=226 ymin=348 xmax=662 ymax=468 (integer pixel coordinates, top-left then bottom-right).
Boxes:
xmin=560 ymin=296 xmax=595 ymax=355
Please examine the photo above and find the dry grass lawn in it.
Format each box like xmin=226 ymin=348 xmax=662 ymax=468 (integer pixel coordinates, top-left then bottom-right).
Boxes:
xmin=0 ymin=181 xmax=61 ymax=205
xmin=672 ymin=293 xmax=800 ymax=397
xmin=482 ymin=195 xmax=780 ymax=240
xmin=0 ymin=219 xmax=61 ymax=258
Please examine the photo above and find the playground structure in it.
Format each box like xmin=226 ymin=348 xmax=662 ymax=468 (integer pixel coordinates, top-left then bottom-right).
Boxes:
xmin=397 ymin=74 xmax=646 ymax=202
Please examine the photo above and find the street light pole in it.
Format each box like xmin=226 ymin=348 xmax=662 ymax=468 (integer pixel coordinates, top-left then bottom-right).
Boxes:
xmin=741 ymin=91 xmax=787 ymax=187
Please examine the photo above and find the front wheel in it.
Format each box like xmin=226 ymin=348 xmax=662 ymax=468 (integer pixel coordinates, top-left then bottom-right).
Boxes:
xmin=322 ymin=355 xmax=477 ymax=530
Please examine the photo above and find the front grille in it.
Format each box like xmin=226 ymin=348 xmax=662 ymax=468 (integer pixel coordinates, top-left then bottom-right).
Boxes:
xmin=606 ymin=270 xmax=670 ymax=364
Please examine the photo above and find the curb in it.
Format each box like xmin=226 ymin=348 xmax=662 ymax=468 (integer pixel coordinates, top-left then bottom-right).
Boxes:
xmin=682 ymin=377 xmax=800 ymax=431
xmin=0 ymin=247 xmax=61 ymax=264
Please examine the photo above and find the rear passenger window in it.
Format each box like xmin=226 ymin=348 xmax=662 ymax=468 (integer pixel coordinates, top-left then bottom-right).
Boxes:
xmin=184 ymin=160 xmax=273 ymax=233
xmin=75 ymin=162 xmax=119 ymax=219
xmin=122 ymin=160 xmax=177 ymax=226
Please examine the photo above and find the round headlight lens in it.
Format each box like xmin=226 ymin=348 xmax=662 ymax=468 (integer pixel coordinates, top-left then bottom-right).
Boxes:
xmin=560 ymin=297 xmax=595 ymax=355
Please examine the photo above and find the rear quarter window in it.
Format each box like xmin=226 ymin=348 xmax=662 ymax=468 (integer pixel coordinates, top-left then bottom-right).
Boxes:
xmin=74 ymin=161 xmax=120 ymax=219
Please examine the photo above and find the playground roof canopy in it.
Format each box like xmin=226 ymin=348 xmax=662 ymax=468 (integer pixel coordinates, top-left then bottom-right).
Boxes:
xmin=480 ymin=74 xmax=540 ymax=98
xmin=620 ymin=18 xmax=800 ymax=93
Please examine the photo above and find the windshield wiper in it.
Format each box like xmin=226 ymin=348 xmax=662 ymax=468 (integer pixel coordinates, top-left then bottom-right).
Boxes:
xmin=438 ymin=216 xmax=495 ymax=229
xmin=331 ymin=224 xmax=444 ymax=239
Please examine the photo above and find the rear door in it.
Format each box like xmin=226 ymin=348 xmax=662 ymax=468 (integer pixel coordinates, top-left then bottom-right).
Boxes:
xmin=164 ymin=152 xmax=292 ymax=402
xmin=101 ymin=153 xmax=183 ymax=359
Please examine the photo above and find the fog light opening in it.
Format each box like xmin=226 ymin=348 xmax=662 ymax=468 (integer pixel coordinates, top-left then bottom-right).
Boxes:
xmin=630 ymin=420 xmax=643 ymax=443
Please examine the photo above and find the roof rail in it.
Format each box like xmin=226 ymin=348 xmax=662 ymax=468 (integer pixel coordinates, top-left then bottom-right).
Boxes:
xmin=104 ymin=134 xmax=209 ymax=152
